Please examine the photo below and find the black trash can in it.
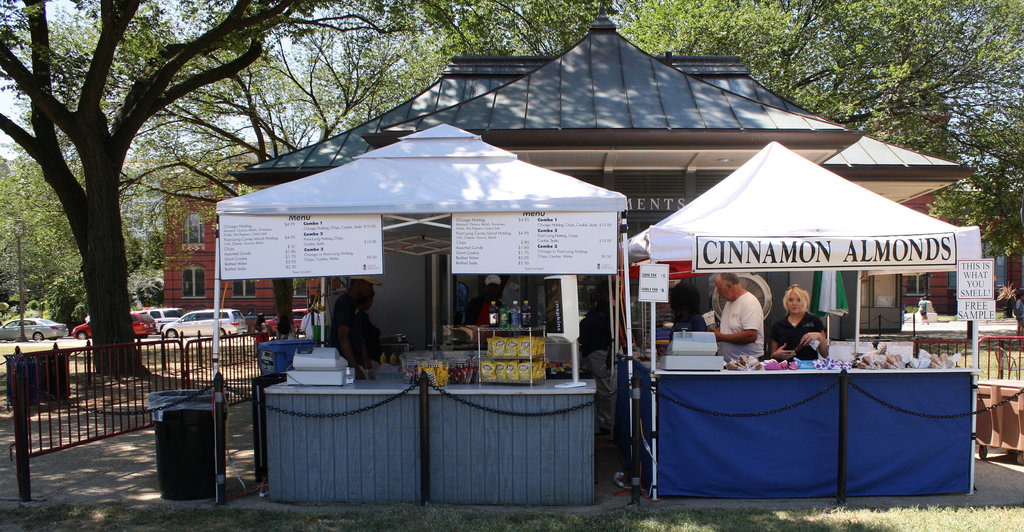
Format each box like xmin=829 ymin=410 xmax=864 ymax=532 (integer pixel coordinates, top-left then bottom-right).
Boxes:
xmin=148 ymin=390 xmax=216 ymax=500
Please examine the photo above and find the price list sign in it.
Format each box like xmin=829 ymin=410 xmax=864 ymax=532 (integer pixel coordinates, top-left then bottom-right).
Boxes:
xmin=452 ymin=211 xmax=618 ymax=274
xmin=219 ymin=214 xmax=383 ymax=280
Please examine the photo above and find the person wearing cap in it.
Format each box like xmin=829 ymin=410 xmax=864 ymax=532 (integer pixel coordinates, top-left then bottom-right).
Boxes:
xmin=330 ymin=275 xmax=383 ymax=379
xmin=463 ymin=275 xmax=503 ymax=326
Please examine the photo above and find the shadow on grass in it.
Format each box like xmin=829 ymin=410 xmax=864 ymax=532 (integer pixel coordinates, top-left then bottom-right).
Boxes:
xmin=4 ymin=503 xmax=1024 ymax=531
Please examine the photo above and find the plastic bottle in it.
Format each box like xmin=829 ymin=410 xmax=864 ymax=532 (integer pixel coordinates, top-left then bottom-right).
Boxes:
xmin=510 ymin=300 xmax=521 ymax=328
xmin=488 ymin=300 xmax=499 ymax=327
xmin=521 ymin=300 xmax=532 ymax=328
xmin=499 ymin=301 xmax=510 ymax=328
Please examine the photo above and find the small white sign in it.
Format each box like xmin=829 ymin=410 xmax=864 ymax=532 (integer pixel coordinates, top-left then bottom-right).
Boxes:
xmin=957 ymin=299 xmax=995 ymax=321
xmin=452 ymin=211 xmax=618 ymax=274
xmin=956 ymin=259 xmax=994 ymax=300
xmin=219 ymin=214 xmax=383 ymax=280
xmin=638 ymin=264 xmax=670 ymax=302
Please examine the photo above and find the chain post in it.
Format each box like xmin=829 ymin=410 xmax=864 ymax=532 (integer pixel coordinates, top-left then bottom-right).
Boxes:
xmin=214 ymin=372 xmax=227 ymax=505
xmin=837 ymin=369 xmax=848 ymax=505
xmin=419 ymin=370 xmax=431 ymax=506
xmin=631 ymin=376 xmax=641 ymax=505
xmin=13 ymin=353 xmax=31 ymax=502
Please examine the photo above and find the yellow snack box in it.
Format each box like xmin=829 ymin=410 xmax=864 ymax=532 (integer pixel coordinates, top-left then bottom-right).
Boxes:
xmin=517 ymin=337 xmax=533 ymax=357
xmin=505 ymin=338 xmax=519 ymax=357
xmin=487 ymin=337 xmax=507 ymax=357
xmin=505 ymin=360 xmax=519 ymax=381
xmin=517 ymin=362 xmax=533 ymax=382
xmin=494 ymin=362 xmax=507 ymax=381
xmin=480 ymin=361 xmax=496 ymax=382
xmin=533 ymin=360 xmax=546 ymax=380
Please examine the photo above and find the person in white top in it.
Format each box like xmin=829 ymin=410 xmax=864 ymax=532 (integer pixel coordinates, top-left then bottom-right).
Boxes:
xmin=709 ymin=273 xmax=764 ymax=362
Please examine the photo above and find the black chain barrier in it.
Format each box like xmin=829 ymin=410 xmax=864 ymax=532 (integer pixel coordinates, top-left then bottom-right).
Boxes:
xmin=655 ymin=380 xmax=839 ymax=417
xmin=430 ymin=383 xmax=596 ymax=417
xmin=65 ymin=385 xmax=214 ymax=417
xmin=849 ymin=379 xmax=1024 ymax=419
xmin=266 ymin=382 xmax=417 ymax=418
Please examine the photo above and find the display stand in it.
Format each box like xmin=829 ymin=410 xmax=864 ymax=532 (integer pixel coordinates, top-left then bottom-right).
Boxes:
xmin=477 ymin=327 xmax=546 ymax=384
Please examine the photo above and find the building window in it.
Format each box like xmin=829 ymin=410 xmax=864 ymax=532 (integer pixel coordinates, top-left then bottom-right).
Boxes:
xmin=182 ymin=267 xmax=205 ymax=298
xmin=183 ymin=214 xmax=203 ymax=244
xmin=233 ymin=280 xmax=256 ymax=298
xmin=294 ymin=279 xmax=308 ymax=297
xmin=906 ymin=274 xmax=930 ymax=297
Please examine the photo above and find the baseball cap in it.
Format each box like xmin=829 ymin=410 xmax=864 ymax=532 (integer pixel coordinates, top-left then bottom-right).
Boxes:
xmin=350 ymin=275 xmax=383 ymax=286
xmin=484 ymin=274 xmax=501 ymax=286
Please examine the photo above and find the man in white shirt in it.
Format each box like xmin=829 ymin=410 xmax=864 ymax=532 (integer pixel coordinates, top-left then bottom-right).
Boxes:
xmin=710 ymin=273 xmax=764 ymax=361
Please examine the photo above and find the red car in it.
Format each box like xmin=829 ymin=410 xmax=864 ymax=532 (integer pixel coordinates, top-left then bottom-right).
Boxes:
xmin=262 ymin=309 xmax=308 ymax=336
xmin=73 ymin=312 xmax=158 ymax=340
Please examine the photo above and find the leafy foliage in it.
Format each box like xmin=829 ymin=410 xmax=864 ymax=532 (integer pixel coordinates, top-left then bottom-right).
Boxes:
xmin=618 ymin=0 xmax=1024 ymax=253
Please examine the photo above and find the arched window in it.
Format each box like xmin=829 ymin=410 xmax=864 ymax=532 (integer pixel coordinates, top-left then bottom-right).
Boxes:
xmin=183 ymin=214 xmax=203 ymax=244
xmin=182 ymin=267 xmax=205 ymax=298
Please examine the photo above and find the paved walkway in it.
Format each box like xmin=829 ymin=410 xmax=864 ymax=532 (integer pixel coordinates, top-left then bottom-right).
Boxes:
xmin=1 ymin=318 xmax=1022 ymax=511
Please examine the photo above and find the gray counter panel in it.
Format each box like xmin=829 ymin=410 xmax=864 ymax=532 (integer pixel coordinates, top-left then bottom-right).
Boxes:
xmin=267 ymin=384 xmax=594 ymax=504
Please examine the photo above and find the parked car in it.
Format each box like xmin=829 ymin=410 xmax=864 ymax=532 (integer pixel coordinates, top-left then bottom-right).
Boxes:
xmin=161 ymin=309 xmax=248 ymax=339
xmin=72 ymin=312 xmax=158 ymax=340
xmin=144 ymin=307 xmax=184 ymax=331
xmin=0 ymin=318 xmax=69 ymax=341
xmin=263 ymin=309 xmax=308 ymax=336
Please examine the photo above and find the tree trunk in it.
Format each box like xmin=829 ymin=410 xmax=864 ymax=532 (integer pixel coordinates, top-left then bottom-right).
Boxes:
xmin=79 ymin=153 xmax=144 ymax=376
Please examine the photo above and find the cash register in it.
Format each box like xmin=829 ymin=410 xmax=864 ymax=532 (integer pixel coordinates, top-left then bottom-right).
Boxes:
xmin=658 ymin=331 xmax=723 ymax=371
xmin=286 ymin=346 xmax=349 ymax=385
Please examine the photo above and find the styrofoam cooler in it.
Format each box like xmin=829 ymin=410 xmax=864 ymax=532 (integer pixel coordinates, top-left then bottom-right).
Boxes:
xmin=258 ymin=339 xmax=314 ymax=375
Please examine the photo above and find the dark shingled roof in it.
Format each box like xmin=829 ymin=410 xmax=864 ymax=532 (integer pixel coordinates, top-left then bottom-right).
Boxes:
xmin=378 ymin=25 xmax=847 ymax=136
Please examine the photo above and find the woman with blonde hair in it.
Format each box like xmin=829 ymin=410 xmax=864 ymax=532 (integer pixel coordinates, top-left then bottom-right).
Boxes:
xmin=769 ymin=284 xmax=829 ymax=361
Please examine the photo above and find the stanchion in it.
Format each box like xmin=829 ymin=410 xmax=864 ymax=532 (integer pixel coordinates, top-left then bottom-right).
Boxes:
xmin=419 ymin=370 xmax=431 ymax=506
xmin=836 ymin=369 xmax=848 ymax=505
xmin=13 ymin=354 xmax=31 ymax=502
xmin=631 ymin=375 xmax=641 ymax=505
xmin=214 ymin=372 xmax=226 ymax=505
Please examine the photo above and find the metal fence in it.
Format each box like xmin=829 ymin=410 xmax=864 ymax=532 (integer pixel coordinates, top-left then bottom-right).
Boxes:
xmin=913 ymin=336 xmax=1022 ymax=380
xmin=4 ymin=333 xmax=260 ymax=459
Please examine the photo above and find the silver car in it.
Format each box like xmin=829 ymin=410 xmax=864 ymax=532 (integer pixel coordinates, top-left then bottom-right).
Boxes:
xmin=145 ymin=307 xmax=185 ymax=331
xmin=161 ymin=309 xmax=247 ymax=339
xmin=0 ymin=318 xmax=69 ymax=341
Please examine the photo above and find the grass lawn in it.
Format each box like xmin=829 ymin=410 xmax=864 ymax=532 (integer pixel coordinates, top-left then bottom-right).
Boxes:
xmin=2 ymin=504 xmax=1024 ymax=531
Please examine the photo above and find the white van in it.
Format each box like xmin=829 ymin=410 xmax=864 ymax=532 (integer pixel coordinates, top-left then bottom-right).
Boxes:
xmin=146 ymin=308 xmax=185 ymax=331
xmin=161 ymin=309 xmax=248 ymax=338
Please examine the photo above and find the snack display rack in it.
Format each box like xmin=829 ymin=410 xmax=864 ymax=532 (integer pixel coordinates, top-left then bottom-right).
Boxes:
xmin=477 ymin=326 xmax=546 ymax=384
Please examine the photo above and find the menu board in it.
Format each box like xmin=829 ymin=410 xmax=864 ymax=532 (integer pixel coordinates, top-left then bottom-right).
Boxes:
xmin=219 ymin=214 xmax=383 ymax=280
xmin=452 ymin=212 xmax=618 ymax=274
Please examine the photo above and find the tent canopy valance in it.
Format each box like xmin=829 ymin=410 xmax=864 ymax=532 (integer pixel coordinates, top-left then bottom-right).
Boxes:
xmin=628 ymin=142 xmax=981 ymax=274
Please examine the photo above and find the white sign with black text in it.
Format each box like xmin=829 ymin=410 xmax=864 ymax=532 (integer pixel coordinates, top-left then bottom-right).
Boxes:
xmin=219 ymin=214 xmax=383 ymax=280
xmin=452 ymin=211 xmax=618 ymax=274
xmin=956 ymin=259 xmax=994 ymax=300
xmin=638 ymin=263 xmax=670 ymax=303
xmin=957 ymin=299 xmax=996 ymax=321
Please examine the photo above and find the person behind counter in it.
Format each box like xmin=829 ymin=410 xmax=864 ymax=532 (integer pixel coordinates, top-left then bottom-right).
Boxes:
xmin=330 ymin=275 xmax=383 ymax=379
xmin=708 ymin=273 xmax=764 ymax=362
xmin=669 ymin=282 xmax=706 ymax=333
xmin=579 ymin=283 xmax=614 ymax=436
xmin=770 ymin=284 xmax=829 ymax=361
xmin=463 ymin=274 xmax=503 ymax=326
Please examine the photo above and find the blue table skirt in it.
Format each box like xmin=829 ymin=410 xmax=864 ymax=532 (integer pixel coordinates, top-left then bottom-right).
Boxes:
xmin=657 ymin=371 xmax=972 ymax=498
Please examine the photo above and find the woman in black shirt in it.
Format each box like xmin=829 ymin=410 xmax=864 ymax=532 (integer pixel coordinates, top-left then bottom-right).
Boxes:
xmin=769 ymin=284 xmax=829 ymax=361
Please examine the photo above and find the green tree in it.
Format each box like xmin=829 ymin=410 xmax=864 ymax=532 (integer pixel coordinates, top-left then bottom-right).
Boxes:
xmin=0 ymin=0 xmax=411 ymax=360
xmin=618 ymin=0 xmax=1024 ymax=251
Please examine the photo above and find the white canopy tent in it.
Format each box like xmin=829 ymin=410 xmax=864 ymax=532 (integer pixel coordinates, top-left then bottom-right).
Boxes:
xmin=629 ymin=141 xmax=982 ymax=272
xmin=627 ymin=141 xmax=984 ymax=499
xmin=213 ymin=123 xmax=628 ymax=379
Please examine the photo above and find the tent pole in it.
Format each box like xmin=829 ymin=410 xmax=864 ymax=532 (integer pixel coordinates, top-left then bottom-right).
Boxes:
xmin=854 ymin=271 xmax=861 ymax=348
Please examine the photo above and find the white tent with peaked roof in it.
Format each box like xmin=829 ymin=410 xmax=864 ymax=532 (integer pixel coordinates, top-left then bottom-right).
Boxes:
xmin=629 ymin=141 xmax=981 ymax=271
